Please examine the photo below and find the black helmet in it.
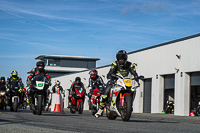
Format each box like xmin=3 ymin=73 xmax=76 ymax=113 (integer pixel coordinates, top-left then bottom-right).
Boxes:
xmin=116 ymin=50 xmax=127 ymax=66
xmin=75 ymin=77 xmax=81 ymax=84
xmin=0 ymin=76 xmax=5 ymax=85
xmin=36 ymin=60 xmax=45 ymax=72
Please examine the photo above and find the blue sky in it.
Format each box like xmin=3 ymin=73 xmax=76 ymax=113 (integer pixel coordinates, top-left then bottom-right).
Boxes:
xmin=1 ymin=0 xmax=200 ymax=84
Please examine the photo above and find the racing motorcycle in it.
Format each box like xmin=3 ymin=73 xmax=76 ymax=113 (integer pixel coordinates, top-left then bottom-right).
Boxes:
xmin=0 ymin=90 xmax=6 ymax=109
xmin=69 ymin=87 xmax=85 ymax=114
xmin=30 ymin=75 xmax=49 ymax=115
xmin=90 ymin=84 xmax=105 ymax=116
xmin=105 ymin=73 xmax=142 ymax=121
xmin=9 ymin=82 xmax=22 ymax=112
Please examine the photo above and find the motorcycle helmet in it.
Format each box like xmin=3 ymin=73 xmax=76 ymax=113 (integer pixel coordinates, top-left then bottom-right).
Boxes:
xmin=0 ymin=76 xmax=5 ymax=85
xmin=55 ymin=80 xmax=60 ymax=86
xmin=116 ymin=50 xmax=127 ymax=66
xmin=75 ymin=77 xmax=81 ymax=84
xmin=36 ymin=60 xmax=45 ymax=72
xmin=11 ymin=70 xmax=18 ymax=79
xmin=89 ymin=69 xmax=98 ymax=80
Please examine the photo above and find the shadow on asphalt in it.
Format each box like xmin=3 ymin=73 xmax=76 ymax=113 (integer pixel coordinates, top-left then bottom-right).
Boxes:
xmin=127 ymin=119 xmax=179 ymax=123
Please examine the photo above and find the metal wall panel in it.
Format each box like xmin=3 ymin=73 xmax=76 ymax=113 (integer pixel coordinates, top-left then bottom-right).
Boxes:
xmin=143 ymin=79 xmax=152 ymax=113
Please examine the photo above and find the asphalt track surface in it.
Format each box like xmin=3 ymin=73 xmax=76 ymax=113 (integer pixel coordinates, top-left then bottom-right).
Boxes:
xmin=0 ymin=108 xmax=200 ymax=133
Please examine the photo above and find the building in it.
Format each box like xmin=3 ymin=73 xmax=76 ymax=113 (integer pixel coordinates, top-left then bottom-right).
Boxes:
xmin=53 ymin=33 xmax=200 ymax=116
xmin=35 ymin=55 xmax=100 ymax=78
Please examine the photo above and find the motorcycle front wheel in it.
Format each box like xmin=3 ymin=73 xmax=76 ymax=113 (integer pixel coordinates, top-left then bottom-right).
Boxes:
xmin=37 ymin=96 xmax=42 ymax=115
xmin=121 ymin=95 xmax=132 ymax=121
xmin=0 ymin=97 xmax=4 ymax=109
xmin=78 ymin=101 xmax=83 ymax=114
xmin=13 ymin=97 xmax=18 ymax=112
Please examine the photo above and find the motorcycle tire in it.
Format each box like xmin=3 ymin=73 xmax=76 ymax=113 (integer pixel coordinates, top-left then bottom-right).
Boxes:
xmin=78 ymin=101 xmax=83 ymax=114
xmin=37 ymin=96 xmax=42 ymax=115
xmin=91 ymin=108 xmax=97 ymax=116
xmin=106 ymin=109 xmax=117 ymax=120
xmin=13 ymin=97 xmax=18 ymax=112
xmin=121 ymin=95 xmax=132 ymax=121
xmin=33 ymin=110 xmax=37 ymax=115
xmin=0 ymin=97 xmax=4 ymax=110
xmin=70 ymin=107 xmax=76 ymax=114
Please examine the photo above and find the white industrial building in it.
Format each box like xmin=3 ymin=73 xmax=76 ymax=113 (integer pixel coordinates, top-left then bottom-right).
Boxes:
xmin=53 ymin=33 xmax=200 ymax=116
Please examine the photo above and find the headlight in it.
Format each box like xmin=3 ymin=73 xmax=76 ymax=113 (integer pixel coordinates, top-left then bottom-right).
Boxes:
xmin=0 ymin=92 xmax=5 ymax=95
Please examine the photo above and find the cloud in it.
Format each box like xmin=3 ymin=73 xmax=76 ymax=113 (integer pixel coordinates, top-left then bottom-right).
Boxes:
xmin=121 ymin=2 xmax=166 ymax=15
xmin=35 ymin=22 xmax=59 ymax=31
xmin=0 ymin=36 xmax=58 ymax=49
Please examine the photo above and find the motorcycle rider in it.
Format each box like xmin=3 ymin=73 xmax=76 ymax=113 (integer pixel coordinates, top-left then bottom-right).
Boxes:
xmin=88 ymin=69 xmax=105 ymax=109
xmin=26 ymin=60 xmax=51 ymax=108
xmin=6 ymin=71 xmax=24 ymax=108
xmin=68 ymin=77 xmax=85 ymax=108
xmin=0 ymin=77 xmax=6 ymax=91
xmin=95 ymin=50 xmax=139 ymax=118
xmin=0 ymin=77 xmax=7 ymax=109
xmin=46 ymin=80 xmax=64 ymax=111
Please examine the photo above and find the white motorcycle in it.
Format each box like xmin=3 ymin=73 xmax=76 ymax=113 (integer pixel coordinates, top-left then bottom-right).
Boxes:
xmin=105 ymin=73 xmax=142 ymax=121
xmin=30 ymin=75 xmax=49 ymax=115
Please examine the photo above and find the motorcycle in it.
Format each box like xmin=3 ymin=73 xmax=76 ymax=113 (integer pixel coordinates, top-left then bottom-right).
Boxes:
xmin=90 ymin=84 xmax=105 ymax=116
xmin=164 ymin=100 xmax=174 ymax=114
xmin=30 ymin=75 xmax=49 ymax=115
xmin=105 ymin=73 xmax=142 ymax=121
xmin=9 ymin=82 xmax=22 ymax=112
xmin=0 ymin=90 xmax=6 ymax=109
xmin=69 ymin=87 xmax=85 ymax=114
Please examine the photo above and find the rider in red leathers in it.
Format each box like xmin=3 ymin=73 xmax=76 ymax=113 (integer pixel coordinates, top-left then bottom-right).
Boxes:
xmin=68 ymin=77 xmax=85 ymax=108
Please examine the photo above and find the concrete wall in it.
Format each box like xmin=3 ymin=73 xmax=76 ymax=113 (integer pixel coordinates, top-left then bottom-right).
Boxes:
xmin=51 ymin=34 xmax=200 ymax=116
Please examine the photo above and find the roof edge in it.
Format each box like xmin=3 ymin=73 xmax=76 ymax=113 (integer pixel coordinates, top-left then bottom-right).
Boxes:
xmin=128 ymin=33 xmax=200 ymax=55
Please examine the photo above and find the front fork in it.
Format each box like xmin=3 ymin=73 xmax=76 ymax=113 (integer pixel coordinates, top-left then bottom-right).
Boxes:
xmin=120 ymin=92 xmax=131 ymax=107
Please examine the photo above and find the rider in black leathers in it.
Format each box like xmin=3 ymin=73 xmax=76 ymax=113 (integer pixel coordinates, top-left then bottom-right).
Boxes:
xmin=0 ymin=77 xmax=6 ymax=91
xmin=95 ymin=50 xmax=139 ymax=118
xmin=6 ymin=71 xmax=24 ymax=108
xmin=26 ymin=60 xmax=51 ymax=108
xmin=87 ymin=69 xmax=105 ymax=109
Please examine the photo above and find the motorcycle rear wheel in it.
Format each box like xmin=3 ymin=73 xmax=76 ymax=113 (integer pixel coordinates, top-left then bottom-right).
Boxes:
xmin=121 ymin=95 xmax=132 ymax=121
xmin=106 ymin=109 xmax=117 ymax=120
xmin=91 ymin=108 xmax=97 ymax=116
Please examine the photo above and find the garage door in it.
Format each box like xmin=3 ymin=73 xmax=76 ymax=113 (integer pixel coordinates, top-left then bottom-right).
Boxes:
xmin=164 ymin=74 xmax=175 ymax=89
xmin=164 ymin=74 xmax=175 ymax=104
xmin=191 ymin=72 xmax=200 ymax=86
xmin=143 ymin=79 xmax=152 ymax=113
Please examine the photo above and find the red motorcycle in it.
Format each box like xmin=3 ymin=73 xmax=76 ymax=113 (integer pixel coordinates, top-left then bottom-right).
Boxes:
xmin=69 ymin=87 xmax=85 ymax=114
xmin=90 ymin=84 xmax=105 ymax=115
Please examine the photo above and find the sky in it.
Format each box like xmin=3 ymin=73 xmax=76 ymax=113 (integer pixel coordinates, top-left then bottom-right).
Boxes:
xmin=1 ymin=0 xmax=200 ymax=84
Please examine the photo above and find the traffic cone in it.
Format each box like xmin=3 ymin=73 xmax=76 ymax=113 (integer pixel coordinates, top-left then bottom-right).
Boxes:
xmin=54 ymin=88 xmax=61 ymax=112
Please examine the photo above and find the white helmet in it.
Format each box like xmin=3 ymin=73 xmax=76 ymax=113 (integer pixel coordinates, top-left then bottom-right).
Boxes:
xmin=55 ymin=80 xmax=60 ymax=86
xmin=198 ymin=101 xmax=200 ymax=106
